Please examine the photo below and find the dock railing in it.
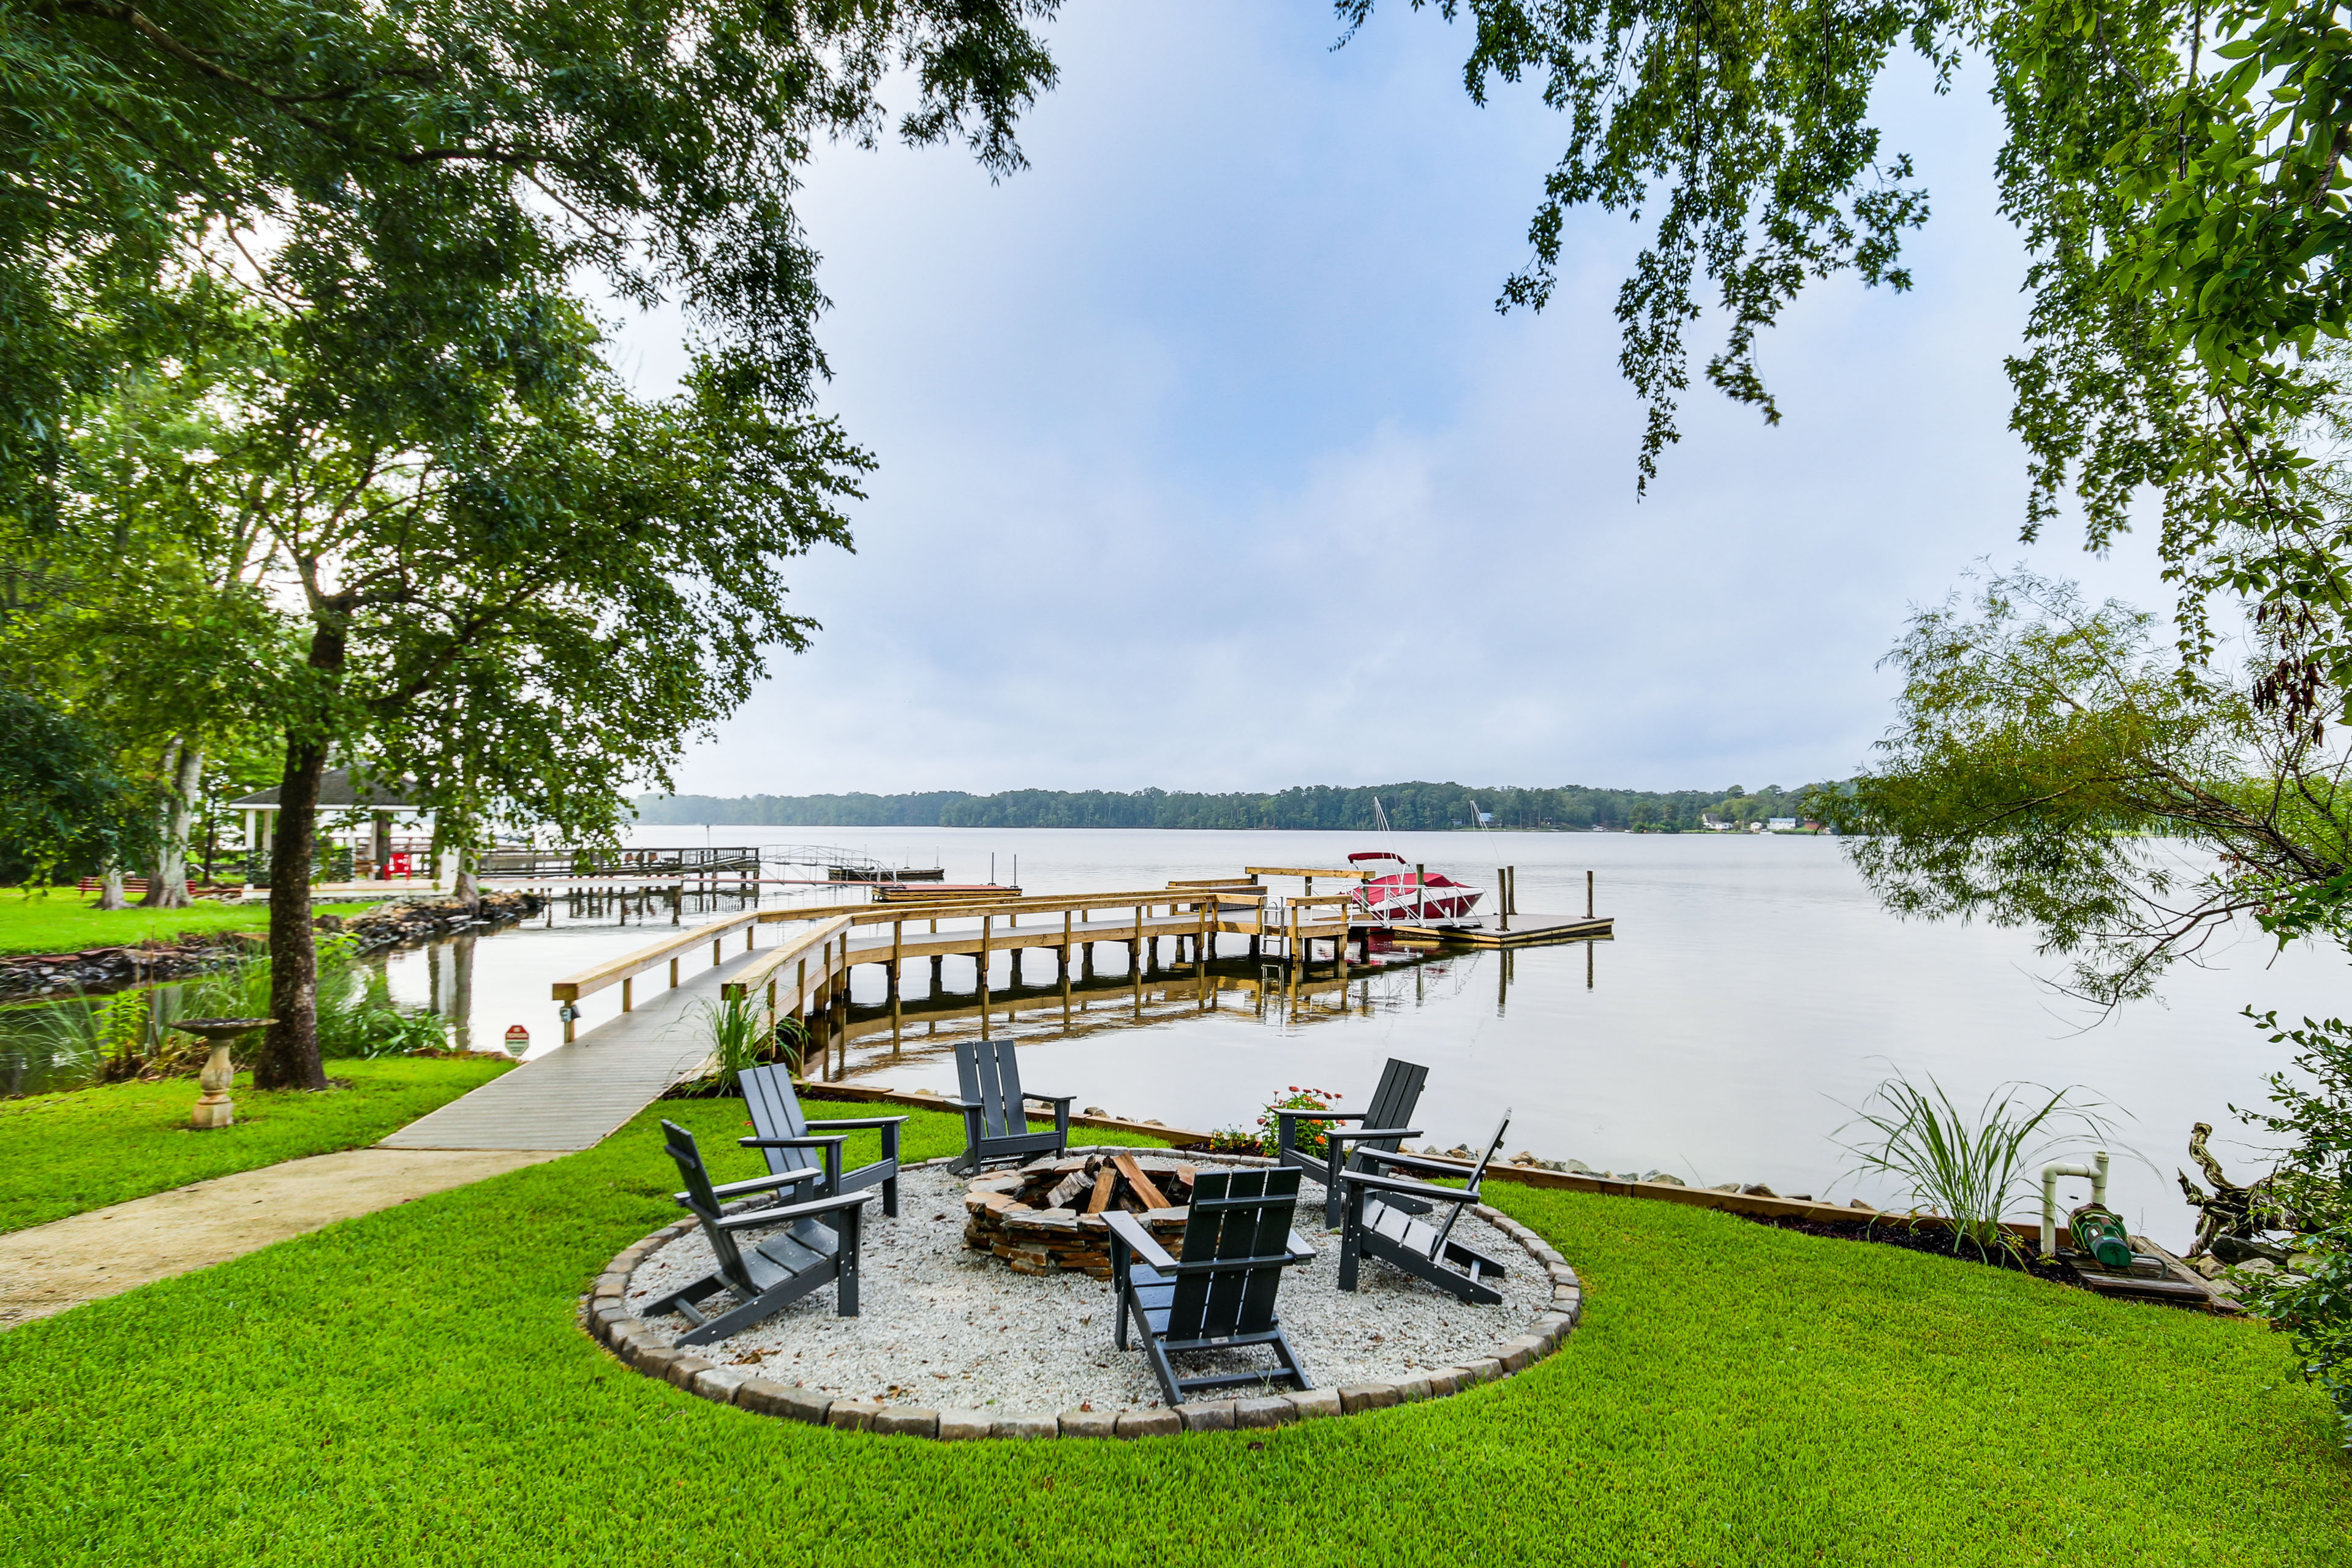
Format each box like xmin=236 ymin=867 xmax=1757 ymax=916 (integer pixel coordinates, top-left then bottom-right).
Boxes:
xmin=719 ymin=915 xmax=856 ymax=1028
xmin=549 ymin=905 xmax=773 ymax=1041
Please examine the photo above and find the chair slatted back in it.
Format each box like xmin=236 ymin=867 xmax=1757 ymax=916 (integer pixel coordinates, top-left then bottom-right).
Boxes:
xmin=1426 ymin=1111 xmax=1512 ymax=1256
xmin=1349 ymin=1057 xmax=1427 ymax=1169
xmin=955 ymin=1040 xmax=1029 ymax=1141
xmin=738 ymin=1065 xmax=811 ymax=1178
xmin=662 ymin=1119 xmax=753 ymax=1294
xmin=1166 ymin=1168 xmax=1302 ymax=1342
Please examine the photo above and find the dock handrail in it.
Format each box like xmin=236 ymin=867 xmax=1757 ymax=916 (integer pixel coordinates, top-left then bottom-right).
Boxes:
xmin=1244 ymin=865 xmax=1371 ymax=880
xmin=548 ymin=907 xmax=771 ymax=1020
xmin=719 ymin=914 xmax=855 ymax=1006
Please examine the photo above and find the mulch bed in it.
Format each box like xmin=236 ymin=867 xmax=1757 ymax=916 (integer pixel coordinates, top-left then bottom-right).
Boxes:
xmin=1737 ymin=1213 xmax=2084 ymax=1287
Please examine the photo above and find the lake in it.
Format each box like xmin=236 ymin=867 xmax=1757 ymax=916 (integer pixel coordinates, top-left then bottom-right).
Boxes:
xmin=399 ymin=825 xmax=2333 ymax=1249
xmin=12 ymin=826 xmax=2335 ymax=1248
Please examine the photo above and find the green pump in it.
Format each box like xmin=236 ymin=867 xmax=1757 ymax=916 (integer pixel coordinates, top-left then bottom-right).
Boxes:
xmin=2069 ymin=1203 xmax=2135 ymax=1271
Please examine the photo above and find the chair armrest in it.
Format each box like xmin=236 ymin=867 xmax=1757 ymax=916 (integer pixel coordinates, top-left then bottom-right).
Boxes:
xmin=714 ymin=1191 xmax=875 ymax=1231
xmin=1275 ymin=1109 xmax=1368 ymax=1124
xmin=1021 ymin=1093 xmax=1076 ymax=1108
xmin=1336 ymin=1168 xmax=1479 ymax=1205
xmin=1354 ymin=1147 xmax=1468 ymax=1177
xmin=741 ymin=1135 xmax=846 ymax=1152
xmin=1286 ymin=1229 xmax=1317 ymax=1262
xmin=1325 ymin=1126 xmax=1421 ymax=1145
xmin=1103 ymin=1210 xmax=1177 ymax=1271
xmin=802 ymin=1116 xmax=910 ymax=1131
xmin=673 ymin=1167 xmax=815 ymax=1207
xmin=710 ymin=1168 xmax=821 ymax=1198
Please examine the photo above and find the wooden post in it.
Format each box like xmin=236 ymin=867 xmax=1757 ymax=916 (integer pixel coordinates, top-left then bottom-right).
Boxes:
xmin=795 ymin=957 xmax=807 ymax=1020
xmin=1498 ymin=868 xmax=1509 ymax=932
xmin=979 ymin=914 xmax=992 ymax=1039
xmin=711 ymin=936 xmax=722 ymax=969
xmin=890 ymin=919 xmax=903 ymax=1000
xmin=1060 ymin=910 xmax=1072 ymax=976
xmin=669 ymin=956 xmax=679 ymax=990
xmin=622 ymin=976 xmax=633 ymax=1012
xmin=1416 ymin=864 xmax=1426 ymax=924
xmin=1587 ymin=869 xmax=1594 ymax=919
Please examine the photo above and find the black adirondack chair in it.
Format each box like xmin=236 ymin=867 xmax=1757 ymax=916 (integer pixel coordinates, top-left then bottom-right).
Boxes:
xmin=948 ymin=1038 xmax=1073 ymax=1175
xmin=737 ymin=1064 xmax=907 ymax=1218
xmin=1274 ymin=1055 xmax=1429 ymax=1228
xmin=1107 ymin=1167 xmax=1317 ymax=1406
xmin=643 ymin=1119 xmax=871 ymax=1347
xmin=1335 ymin=1111 xmax=1513 ymax=1306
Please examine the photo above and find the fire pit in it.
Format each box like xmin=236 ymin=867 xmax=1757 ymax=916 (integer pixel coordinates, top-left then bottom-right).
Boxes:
xmin=963 ymin=1152 xmax=1208 ymax=1278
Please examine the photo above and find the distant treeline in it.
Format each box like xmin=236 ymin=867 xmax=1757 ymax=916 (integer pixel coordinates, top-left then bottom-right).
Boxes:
xmin=633 ymin=782 xmax=1831 ymax=832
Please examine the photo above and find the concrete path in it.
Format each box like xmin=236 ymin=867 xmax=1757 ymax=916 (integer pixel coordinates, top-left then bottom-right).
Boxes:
xmin=4 ymin=944 xmax=777 ymax=1327
xmin=378 ymin=944 xmax=755 ymax=1152
xmin=0 ymin=1147 xmax=559 ymax=1329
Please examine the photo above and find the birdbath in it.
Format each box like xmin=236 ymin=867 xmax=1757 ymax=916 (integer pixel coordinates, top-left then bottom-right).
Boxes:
xmin=174 ymin=1018 xmax=274 ymax=1129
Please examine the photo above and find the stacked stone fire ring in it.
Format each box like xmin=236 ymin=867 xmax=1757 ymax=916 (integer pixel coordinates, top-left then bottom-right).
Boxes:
xmin=582 ymin=1152 xmax=1585 ymax=1439
xmin=963 ymin=1151 xmax=1205 ymax=1277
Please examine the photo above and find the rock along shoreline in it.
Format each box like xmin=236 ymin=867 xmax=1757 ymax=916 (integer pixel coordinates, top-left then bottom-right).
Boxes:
xmin=0 ymin=891 xmax=547 ymax=1000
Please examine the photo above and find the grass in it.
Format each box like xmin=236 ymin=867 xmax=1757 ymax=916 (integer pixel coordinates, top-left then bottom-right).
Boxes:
xmin=0 ymin=888 xmax=383 ymax=957
xmin=0 ymin=1055 xmax=516 ymax=1232
xmin=1 ymin=1096 xmax=2345 ymax=1566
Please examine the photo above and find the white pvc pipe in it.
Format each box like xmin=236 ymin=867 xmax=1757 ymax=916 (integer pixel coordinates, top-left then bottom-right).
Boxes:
xmin=2039 ymin=1149 xmax=2111 ymax=1256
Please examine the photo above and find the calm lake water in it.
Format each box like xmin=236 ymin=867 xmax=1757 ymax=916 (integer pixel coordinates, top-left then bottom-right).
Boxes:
xmin=12 ymin=827 xmax=2338 ymax=1248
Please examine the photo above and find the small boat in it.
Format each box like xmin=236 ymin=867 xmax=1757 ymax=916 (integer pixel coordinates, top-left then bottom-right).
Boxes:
xmin=1347 ymin=851 xmax=1483 ymax=924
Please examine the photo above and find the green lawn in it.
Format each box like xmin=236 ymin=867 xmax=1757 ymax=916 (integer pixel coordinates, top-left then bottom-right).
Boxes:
xmin=1 ymin=1095 xmax=2343 ymax=1566
xmin=0 ymin=888 xmax=382 ymax=957
xmin=0 ymin=1055 xmax=516 ymax=1232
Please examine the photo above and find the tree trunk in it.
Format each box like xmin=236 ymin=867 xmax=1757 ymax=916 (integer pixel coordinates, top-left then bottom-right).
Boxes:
xmin=94 ymin=866 xmax=127 ymax=910
xmin=138 ymin=739 xmax=202 ymax=908
xmin=255 ymin=739 xmax=329 ymax=1090
xmin=453 ymin=846 xmax=480 ymax=910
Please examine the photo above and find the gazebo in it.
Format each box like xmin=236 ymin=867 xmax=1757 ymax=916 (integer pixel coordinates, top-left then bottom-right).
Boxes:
xmin=225 ymin=770 xmax=443 ymax=886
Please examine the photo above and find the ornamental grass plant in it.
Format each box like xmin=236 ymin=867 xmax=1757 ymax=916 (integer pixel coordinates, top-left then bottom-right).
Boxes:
xmin=1836 ymin=1072 xmax=2124 ymax=1259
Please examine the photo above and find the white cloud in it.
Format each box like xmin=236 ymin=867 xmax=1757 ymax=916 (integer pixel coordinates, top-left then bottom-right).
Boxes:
xmin=601 ymin=6 xmax=2183 ymax=797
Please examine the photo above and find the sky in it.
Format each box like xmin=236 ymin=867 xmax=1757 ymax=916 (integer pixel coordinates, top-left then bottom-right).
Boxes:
xmin=607 ymin=2 xmax=2182 ymax=799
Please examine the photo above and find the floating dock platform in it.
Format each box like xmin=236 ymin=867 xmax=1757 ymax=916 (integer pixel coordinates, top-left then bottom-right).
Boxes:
xmin=1387 ymin=914 xmax=1614 ymax=948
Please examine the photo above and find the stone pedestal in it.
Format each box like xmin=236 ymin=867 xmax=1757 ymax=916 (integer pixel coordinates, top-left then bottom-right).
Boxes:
xmin=175 ymin=1017 xmax=274 ymax=1130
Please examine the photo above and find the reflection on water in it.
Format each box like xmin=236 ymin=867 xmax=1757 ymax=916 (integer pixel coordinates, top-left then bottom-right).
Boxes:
xmin=793 ymin=934 xmax=1605 ymax=1085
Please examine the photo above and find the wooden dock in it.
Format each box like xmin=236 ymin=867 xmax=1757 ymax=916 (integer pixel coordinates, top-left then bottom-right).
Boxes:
xmin=381 ymin=865 xmax=1613 ymax=1153
xmin=1389 ymin=914 xmax=1615 ymax=948
xmin=379 ymin=944 xmax=773 ymax=1151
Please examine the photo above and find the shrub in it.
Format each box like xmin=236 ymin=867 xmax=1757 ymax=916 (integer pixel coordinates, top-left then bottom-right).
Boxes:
xmin=1206 ymin=1126 xmax=1262 ymax=1154
xmin=2233 ymin=1011 xmax=2352 ymax=1449
xmin=1257 ymin=1086 xmax=1343 ymax=1159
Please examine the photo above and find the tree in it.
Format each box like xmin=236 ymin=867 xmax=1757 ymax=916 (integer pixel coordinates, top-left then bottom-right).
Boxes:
xmin=0 ymin=686 xmax=146 ymax=885
xmin=4 ymin=1 xmax=1062 ymax=508
xmin=1824 ymin=571 xmax=2352 ymax=1005
xmin=202 ymin=326 xmax=866 ymax=1089
xmin=0 ymin=316 xmax=293 ymax=903
xmin=1344 ymin=0 xmax=2352 ymax=733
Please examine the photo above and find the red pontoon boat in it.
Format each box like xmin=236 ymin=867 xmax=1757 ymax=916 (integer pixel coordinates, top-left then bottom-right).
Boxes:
xmin=1346 ymin=851 xmax=1484 ymax=924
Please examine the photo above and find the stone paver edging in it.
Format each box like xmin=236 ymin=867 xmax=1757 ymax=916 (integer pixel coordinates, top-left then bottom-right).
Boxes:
xmin=579 ymin=1153 xmax=1583 ymax=1439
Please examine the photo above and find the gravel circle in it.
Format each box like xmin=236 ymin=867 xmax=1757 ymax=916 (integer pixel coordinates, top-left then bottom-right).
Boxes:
xmin=620 ymin=1157 xmax=1550 ymax=1414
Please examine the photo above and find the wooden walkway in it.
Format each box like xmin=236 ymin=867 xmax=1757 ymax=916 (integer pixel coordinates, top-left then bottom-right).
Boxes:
xmin=379 ymin=945 xmax=769 ymax=1152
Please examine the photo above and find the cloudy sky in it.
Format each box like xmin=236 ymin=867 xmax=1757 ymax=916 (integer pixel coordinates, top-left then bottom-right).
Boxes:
xmin=609 ymin=3 xmax=2176 ymax=798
